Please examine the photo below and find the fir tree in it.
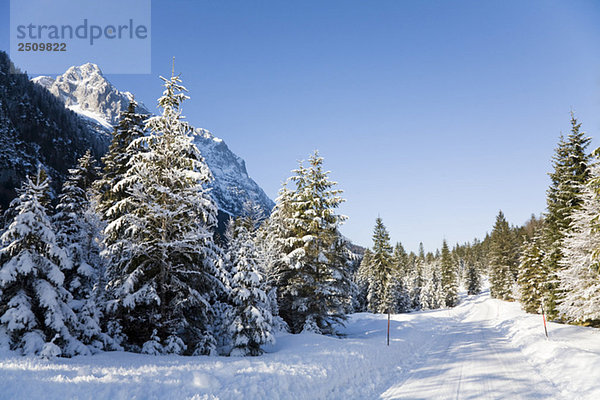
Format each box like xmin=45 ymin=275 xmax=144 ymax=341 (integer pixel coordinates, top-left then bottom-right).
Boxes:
xmin=557 ymin=162 xmax=600 ymax=323
xmin=384 ymin=272 xmax=411 ymax=313
xmin=54 ymin=151 xmax=110 ymax=351
xmin=257 ymin=187 xmax=292 ymax=333
xmin=517 ymin=236 xmax=545 ymax=314
xmin=393 ymin=243 xmax=409 ymax=276
xmin=465 ymin=263 xmax=481 ymax=296
xmin=542 ymin=113 xmax=591 ymax=318
xmin=94 ymin=100 xmax=147 ymax=344
xmin=272 ymin=151 xmax=352 ymax=334
xmin=95 ymin=99 xmax=146 ymax=221
xmin=420 ymin=260 xmax=443 ymax=310
xmin=354 ymin=248 xmax=373 ymax=312
xmin=489 ymin=211 xmax=518 ymax=300
xmin=226 ymin=217 xmax=274 ymax=356
xmin=103 ymin=69 xmax=227 ymax=355
xmin=371 ymin=217 xmax=394 ymax=313
xmin=408 ymin=253 xmax=423 ymax=310
xmin=366 ymin=269 xmax=383 ymax=313
xmin=0 ymin=168 xmax=87 ymax=357
xmin=383 ymin=242 xmax=412 ymax=313
xmin=440 ymin=240 xmax=458 ymax=307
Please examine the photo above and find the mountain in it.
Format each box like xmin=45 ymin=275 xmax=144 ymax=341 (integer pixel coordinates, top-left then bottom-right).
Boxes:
xmin=32 ymin=63 xmax=149 ymax=130
xmin=32 ymin=62 xmax=275 ymax=219
xmin=0 ymin=52 xmax=109 ymax=209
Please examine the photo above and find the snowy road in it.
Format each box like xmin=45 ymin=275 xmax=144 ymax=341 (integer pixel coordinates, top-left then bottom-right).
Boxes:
xmin=379 ymin=296 xmax=562 ymax=399
xmin=0 ymin=292 xmax=597 ymax=399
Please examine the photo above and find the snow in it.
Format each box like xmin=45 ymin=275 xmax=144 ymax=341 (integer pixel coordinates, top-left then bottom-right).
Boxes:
xmin=32 ymin=65 xmax=148 ymax=128
xmin=67 ymin=104 xmax=113 ymax=131
xmin=1 ymin=290 xmax=599 ymax=399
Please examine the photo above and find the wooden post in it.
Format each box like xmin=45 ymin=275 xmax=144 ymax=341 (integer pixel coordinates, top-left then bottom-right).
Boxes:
xmin=387 ymin=311 xmax=390 ymax=346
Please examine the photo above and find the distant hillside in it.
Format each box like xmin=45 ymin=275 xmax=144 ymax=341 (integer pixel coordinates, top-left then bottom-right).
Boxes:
xmin=0 ymin=51 xmax=109 ymax=208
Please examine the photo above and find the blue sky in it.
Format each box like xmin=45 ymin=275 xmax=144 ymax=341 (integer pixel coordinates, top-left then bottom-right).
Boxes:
xmin=1 ymin=0 xmax=600 ymax=252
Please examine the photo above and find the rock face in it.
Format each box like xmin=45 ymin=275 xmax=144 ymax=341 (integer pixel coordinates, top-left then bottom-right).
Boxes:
xmin=192 ymin=129 xmax=274 ymax=217
xmin=33 ymin=63 xmax=148 ymax=129
xmin=33 ymin=63 xmax=274 ymax=218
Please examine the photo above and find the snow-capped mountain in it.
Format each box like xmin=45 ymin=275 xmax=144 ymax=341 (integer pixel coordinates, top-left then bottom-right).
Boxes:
xmin=33 ymin=63 xmax=274 ymax=218
xmin=33 ymin=63 xmax=148 ymax=130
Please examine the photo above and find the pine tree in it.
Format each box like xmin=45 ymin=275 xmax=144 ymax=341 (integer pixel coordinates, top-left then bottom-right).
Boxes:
xmin=465 ymin=263 xmax=481 ymax=296
xmin=354 ymin=248 xmax=373 ymax=312
xmin=0 ymin=168 xmax=87 ymax=357
xmin=420 ymin=260 xmax=444 ymax=310
xmin=440 ymin=240 xmax=458 ymax=307
xmin=257 ymin=187 xmax=291 ymax=333
xmin=393 ymin=243 xmax=409 ymax=276
xmin=272 ymin=151 xmax=352 ymax=334
xmin=380 ymin=242 xmax=411 ymax=313
xmin=95 ymin=99 xmax=146 ymax=221
xmin=384 ymin=272 xmax=411 ymax=313
xmin=94 ymin=100 xmax=147 ymax=344
xmin=103 ymin=70 xmax=227 ymax=355
xmin=366 ymin=268 xmax=383 ymax=313
xmin=489 ymin=211 xmax=518 ymax=300
xmin=226 ymin=217 xmax=275 ymax=356
xmin=54 ymin=151 xmax=111 ymax=351
xmin=557 ymin=162 xmax=600 ymax=323
xmin=517 ymin=236 xmax=545 ymax=314
xmin=542 ymin=113 xmax=591 ymax=318
xmin=408 ymin=252 xmax=423 ymax=310
xmin=370 ymin=217 xmax=394 ymax=313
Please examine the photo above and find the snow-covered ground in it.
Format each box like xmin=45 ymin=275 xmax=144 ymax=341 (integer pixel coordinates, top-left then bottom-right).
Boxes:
xmin=1 ymin=291 xmax=598 ymax=399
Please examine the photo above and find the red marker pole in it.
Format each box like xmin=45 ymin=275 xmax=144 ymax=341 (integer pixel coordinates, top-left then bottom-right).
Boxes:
xmin=541 ymin=303 xmax=549 ymax=339
xmin=387 ymin=311 xmax=390 ymax=346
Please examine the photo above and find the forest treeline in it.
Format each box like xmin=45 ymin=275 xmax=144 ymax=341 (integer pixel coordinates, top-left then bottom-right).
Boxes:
xmin=0 ymin=65 xmax=598 ymax=360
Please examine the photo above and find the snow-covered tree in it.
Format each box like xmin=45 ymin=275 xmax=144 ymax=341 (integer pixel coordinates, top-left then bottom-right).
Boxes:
xmin=256 ymin=188 xmax=291 ymax=333
xmin=226 ymin=217 xmax=274 ymax=356
xmin=95 ymin=99 xmax=146 ymax=222
xmin=370 ymin=217 xmax=394 ymax=313
xmin=557 ymin=162 xmax=600 ymax=323
xmin=375 ymin=242 xmax=411 ymax=313
xmin=407 ymin=253 xmax=423 ymax=310
xmin=440 ymin=240 xmax=458 ymax=307
xmin=103 ymin=70 xmax=227 ymax=355
xmin=541 ymin=113 xmax=591 ymax=318
xmin=94 ymin=100 xmax=147 ymax=345
xmin=384 ymin=271 xmax=411 ymax=313
xmin=489 ymin=211 xmax=518 ymax=300
xmin=271 ymin=151 xmax=352 ymax=334
xmin=517 ymin=236 xmax=545 ymax=314
xmin=465 ymin=263 xmax=481 ymax=296
xmin=354 ymin=249 xmax=373 ymax=312
xmin=0 ymin=168 xmax=87 ymax=357
xmin=420 ymin=260 xmax=444 ymax=310
xmin=54 ymin=151 xmax=111 ymax=351
xmin=393 ymin=243 xmax=409 ymax=276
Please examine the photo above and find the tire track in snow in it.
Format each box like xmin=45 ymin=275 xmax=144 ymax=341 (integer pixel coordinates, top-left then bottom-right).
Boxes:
xmin=378 ymin=296 xmax=564 ymax=400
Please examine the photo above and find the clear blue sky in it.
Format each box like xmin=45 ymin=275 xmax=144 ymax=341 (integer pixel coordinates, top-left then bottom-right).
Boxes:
xmin=1 ymin=0 xmax=600 ymax=252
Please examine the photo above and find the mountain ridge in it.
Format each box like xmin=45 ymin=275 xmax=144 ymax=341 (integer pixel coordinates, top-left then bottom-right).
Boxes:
xmin=0 ymin=51 xmax=109 ymax=208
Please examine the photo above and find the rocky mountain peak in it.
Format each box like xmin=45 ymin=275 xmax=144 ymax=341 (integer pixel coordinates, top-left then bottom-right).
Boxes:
xmin=33 ymin=63 xmax=148 ymax=129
